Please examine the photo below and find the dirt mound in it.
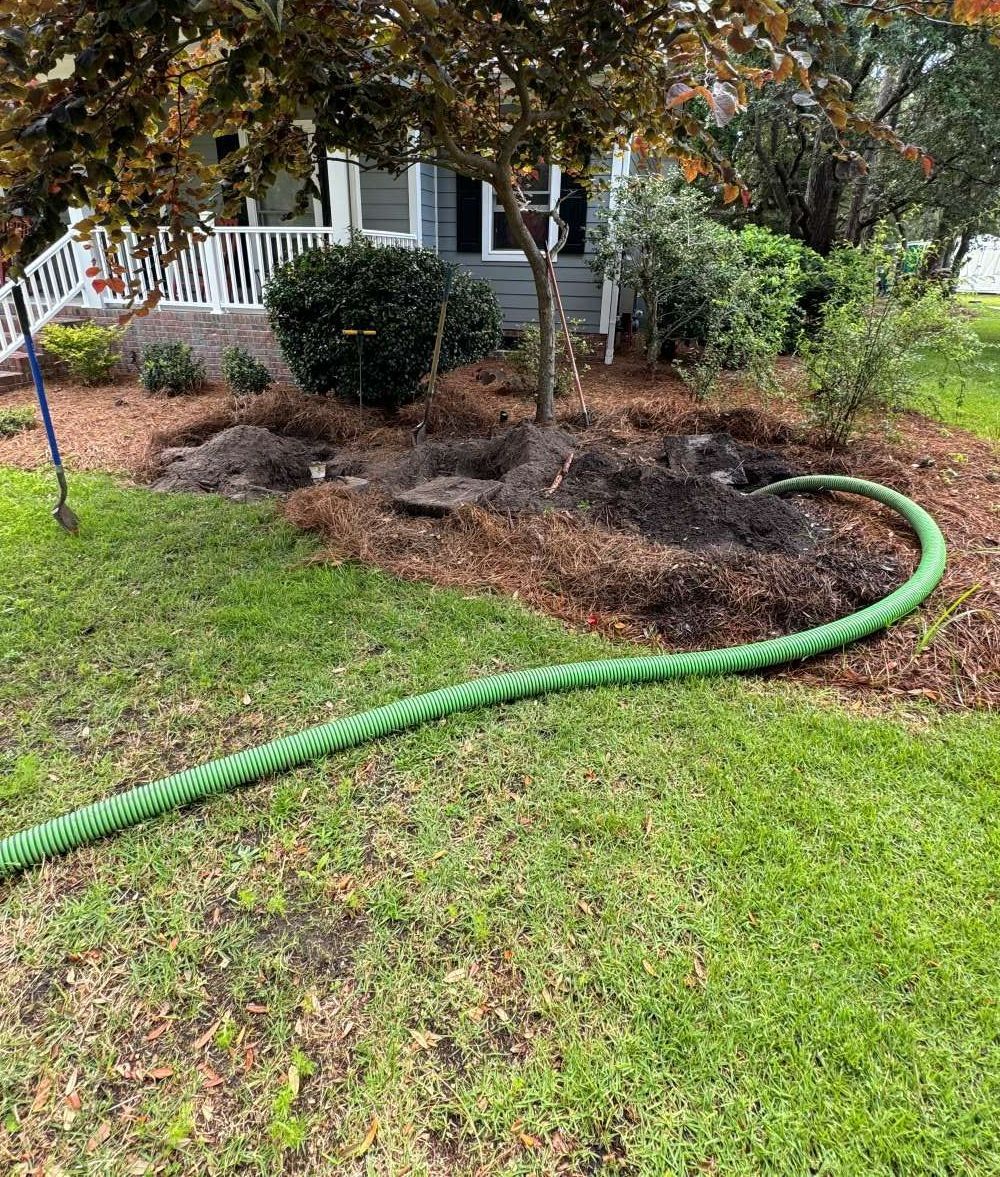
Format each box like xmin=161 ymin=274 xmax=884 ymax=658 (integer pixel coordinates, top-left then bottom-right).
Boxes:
xmin=660 ymin=432 xmax=798 ymax=491
xmin=540 ymin=450 xmax=817 ymax=554
xmin=151 ymin=425 xmax=322 ymax=500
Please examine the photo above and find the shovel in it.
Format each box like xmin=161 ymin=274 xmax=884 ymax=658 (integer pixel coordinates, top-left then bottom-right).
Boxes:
xmin=11 ymin=282 xmax=79 ymax=533
xmin=412 ymin=265 xmax=456 ymax=446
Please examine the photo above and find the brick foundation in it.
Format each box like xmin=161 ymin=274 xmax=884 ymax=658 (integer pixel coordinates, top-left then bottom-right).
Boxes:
xmin=55 ymin=305 xmax=294 ymax=382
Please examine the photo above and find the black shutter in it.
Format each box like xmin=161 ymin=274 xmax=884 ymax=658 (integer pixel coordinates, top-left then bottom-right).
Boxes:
xmin=560 ymin=173 xmax=588 ymax=255
xmin=455 ymin=174 xmax=482 ymax=253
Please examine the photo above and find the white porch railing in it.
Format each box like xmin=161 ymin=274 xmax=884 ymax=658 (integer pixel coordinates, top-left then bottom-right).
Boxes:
xmin=92 ymin=225 xmax=420 ymax=311
xmin=0 ymin=224 xmax=419 ymax=362
xmin=0 ymin=234 xmax=85 ymax=363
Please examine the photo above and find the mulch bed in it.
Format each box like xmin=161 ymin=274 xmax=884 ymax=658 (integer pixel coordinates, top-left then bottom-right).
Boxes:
xmin=2 ymin=359 xmax=996 ymax=710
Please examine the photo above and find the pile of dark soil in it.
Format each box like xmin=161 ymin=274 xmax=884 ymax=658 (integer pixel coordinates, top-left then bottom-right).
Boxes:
xmin=151 ymin=425 xmax=327 ymax=500
xmin=381 ymin=422 xmax=816 ymax=555
xmin=538 ymin=450 xmax=816 ymax=554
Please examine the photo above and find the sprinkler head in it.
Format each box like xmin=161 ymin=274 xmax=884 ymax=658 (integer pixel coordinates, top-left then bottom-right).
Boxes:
xmin=499 ymin=410 xmax=509 ymax=424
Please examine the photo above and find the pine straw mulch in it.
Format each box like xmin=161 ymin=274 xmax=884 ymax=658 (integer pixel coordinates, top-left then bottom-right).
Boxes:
xmin=280 ymin=362 xmax=998 ymax=711
xmin=0 ymin=380 xmax=234 ymax=474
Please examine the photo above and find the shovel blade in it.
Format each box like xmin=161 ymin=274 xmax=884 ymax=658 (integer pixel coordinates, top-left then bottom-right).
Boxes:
xmin=52 ymin=501 xmax=80 ymax=534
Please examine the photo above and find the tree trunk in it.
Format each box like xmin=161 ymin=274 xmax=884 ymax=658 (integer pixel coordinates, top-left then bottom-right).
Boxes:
xmin=493 ymin=170 xmax=557 ymax=424
xmin=802 ymin=152 xmax=843 ymax=255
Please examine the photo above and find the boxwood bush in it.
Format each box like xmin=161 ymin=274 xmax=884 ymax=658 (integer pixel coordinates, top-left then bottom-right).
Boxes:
xmin=264 ymin=240 xmax=502 ymax=410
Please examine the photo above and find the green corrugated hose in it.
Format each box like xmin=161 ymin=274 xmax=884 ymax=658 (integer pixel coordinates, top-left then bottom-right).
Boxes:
xmin=0 ymin=476 xmax=946 ymax=879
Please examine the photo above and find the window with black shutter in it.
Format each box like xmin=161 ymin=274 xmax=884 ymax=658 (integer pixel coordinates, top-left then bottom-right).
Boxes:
xmin=559 ymin=173 xmax=588 ymax=256
xmin=455 ymin=174 xmax=482 ymax=253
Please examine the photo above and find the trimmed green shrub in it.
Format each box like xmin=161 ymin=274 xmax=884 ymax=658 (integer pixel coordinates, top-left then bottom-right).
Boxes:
xmin=0 ymin=406 xmax=35 ymax=437
xmin=264 ymin=240 xmax=502 ymax=410
xmin=139 ymin=342 xmax=206 ymax=396
xmin=221 ymin=346 xmax=273 ymax=397
xmin=40 ymin=320 xmax=124 ymax=385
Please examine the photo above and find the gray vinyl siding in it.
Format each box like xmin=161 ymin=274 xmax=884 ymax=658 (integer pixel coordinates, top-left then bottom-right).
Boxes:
xmin=420 ymin=164 xmax=438 ymax=250
xmin=435 ymin=159 xmax=611 ymax=332
xmin=357 ymin=162 xmax=410 ymax=234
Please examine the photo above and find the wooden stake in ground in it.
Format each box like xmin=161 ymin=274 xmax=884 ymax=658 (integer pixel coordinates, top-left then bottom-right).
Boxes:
xmin=545 ymin=249 xmax=590 ymax=427
xmin=412 ymin=266 xmax=456 ymax=445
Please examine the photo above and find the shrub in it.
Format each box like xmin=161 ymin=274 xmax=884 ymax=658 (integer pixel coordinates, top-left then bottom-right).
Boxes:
xmin=221 ymin=346 xmax=273 ymax=397
xmin=677 ymin=265 xmax=793 ymax=401
xmin=0 ymin=405 xmax=36 ymax=437
xmin=139 ymin=342 xmax=206 ymax=396
xmin=736 ymin=226 xmax=829 ymax=348
xmin=40 ymin=320 xmax=124 ymax=384
xmin=264 ymin=240 xmax=502 ymax=410
xmin=800 ymin=276 xmax=982 ymax=448
xmin=590 ymin=176 xmax=794 ymax=390
xmin=508 ymin=319 xmax=593 ymax=397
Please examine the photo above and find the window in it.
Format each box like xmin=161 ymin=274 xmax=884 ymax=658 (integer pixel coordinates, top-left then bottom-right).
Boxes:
xmin=455 ymin=166 xmax=588 ymax=261
xmin=491 ymin=165 xmax=552 ymax=251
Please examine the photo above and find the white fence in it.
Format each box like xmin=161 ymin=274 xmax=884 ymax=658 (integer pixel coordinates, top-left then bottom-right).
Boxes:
xmin=958 ymin=236 xmax=1000 ymax=295
xmin=0 ymin=224 xmax=419 ymax=364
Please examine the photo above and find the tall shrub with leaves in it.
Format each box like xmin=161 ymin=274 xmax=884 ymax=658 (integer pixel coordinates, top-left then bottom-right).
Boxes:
xmin=800 ymin=253 xmax=981 ymax=448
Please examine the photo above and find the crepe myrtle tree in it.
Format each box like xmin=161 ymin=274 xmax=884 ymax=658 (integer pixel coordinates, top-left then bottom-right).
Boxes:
xmin=1 ymin=0 xmax=990 ymax=423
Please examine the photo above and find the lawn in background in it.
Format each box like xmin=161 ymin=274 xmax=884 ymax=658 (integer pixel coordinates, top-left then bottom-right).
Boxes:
xmin=912 ymin=293 xmax=1000 ymax=440
xmin=1 ymin=470 xmax=998 ymax=1176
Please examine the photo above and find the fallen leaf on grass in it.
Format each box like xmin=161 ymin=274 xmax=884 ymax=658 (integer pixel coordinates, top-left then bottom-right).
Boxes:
xmin=30 ymin=1076 xmax=52 ymax=1114
xmin=443 ymin=968 xmax=466 ymax=984
xmin=86 ymin=1121 xmax=111 ymax=1153
xmin=146 ymin=1066 xmax=174 ymax=1081
xmin=288 ymin=1063 xmax=300 ymax=1098
xmin=64 ymin=1091 xmax=82 ymax=1111
xmin=408 ymin=1029 xmax=442 ymax=1052
xmin=641 ymin=959 xmax=657 ymax=976
xmin=192 ymin=1020 xmax=221 ymax=1052
xmin=199 ymin=1065 xmax=224 ymax=1089
xmin=245 ymin=1002 xmax=268 ymax=1014
xmin=144 ymin=1022 xmax=168 ymax=1043
xmin=339 ymin=1116 xmax=379 ymax=1160
xmin=519 ymin=1132 xmax=539 ymax=1149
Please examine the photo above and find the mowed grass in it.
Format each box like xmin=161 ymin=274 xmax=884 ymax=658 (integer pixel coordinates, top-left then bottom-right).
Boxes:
xmin=912 ymin=293 xmax=1000 ymax=439
xmin=1 ymin=469 xmax=998 ymax=1176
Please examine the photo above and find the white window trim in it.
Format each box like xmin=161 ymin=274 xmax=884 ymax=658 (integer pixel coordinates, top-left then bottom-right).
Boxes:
xmin=346 ymin=153 xmax=420 ymax=240
xmin=481 ymin=165 xmax=562 ymax=262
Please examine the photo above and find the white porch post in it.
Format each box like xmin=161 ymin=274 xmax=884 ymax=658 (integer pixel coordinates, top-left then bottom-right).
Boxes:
xmin=202 ymin=226 xmax=226 ymax=314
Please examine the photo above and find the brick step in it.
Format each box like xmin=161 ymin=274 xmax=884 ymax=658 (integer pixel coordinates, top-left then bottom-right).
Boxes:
xmin=0 ymin=369 xmax=28 ymax=392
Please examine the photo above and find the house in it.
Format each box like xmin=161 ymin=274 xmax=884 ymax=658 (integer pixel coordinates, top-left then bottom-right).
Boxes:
xmin=0 ymin=136 xmax=633 ymax=378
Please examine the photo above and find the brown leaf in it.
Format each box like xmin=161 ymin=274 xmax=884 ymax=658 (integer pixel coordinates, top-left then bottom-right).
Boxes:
xmin=65 ymin=1090 xmax=82 ymax=1111
xmin=192 ymin=1020 xmax=221 ymax=1052
xmin=245 ymin=1002 xmax=268 ymax=1014
xmin=339 ymin=1116 xmax=379 ymax=1160
xmin=146 ymin=1066 xmax=174 ymax=1081
xmin=144 ymin=1022 xmax=168 ymax=1042
xmin=86 ymin=1121 xmax=111 ymax=1154
xmin=30 ymin=1076 xmax=52 ymax=1114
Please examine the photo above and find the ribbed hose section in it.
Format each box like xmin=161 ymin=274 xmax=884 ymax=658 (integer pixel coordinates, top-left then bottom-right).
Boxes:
xmin=0 ymin=476 xmax=946 ymax=878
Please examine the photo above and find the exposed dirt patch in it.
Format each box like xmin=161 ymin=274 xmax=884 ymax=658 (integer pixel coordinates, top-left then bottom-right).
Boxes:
xmin=150 ymin=424 xmax=327 ymax=500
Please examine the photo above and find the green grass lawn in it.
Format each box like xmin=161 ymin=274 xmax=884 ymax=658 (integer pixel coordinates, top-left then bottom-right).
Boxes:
xmin=2 ymin=470 xmax=998 ymax=1176
xmin=911 ymin=294 xmax=1000 ymax=439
